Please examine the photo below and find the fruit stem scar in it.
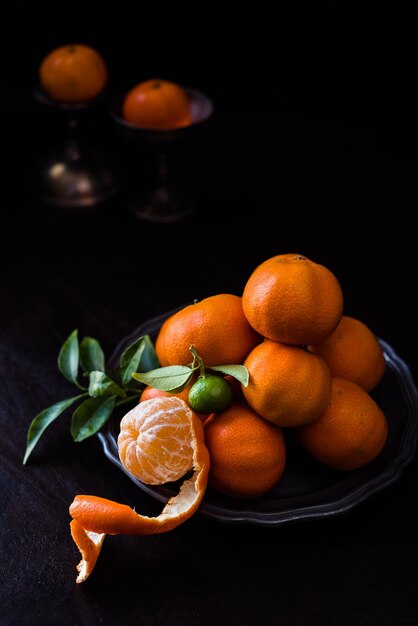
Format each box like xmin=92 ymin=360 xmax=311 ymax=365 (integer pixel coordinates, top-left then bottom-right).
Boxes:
xmin=152 ymin=82 xmax=161 ymax=89
xmin=296 ymin=255 xmax=305 ymax=260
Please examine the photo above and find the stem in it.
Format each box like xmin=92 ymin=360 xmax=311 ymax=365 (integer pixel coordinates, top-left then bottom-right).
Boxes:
xmin=75 ymin=382 xmax=88 ymax=392
xmin=189 ymin=345 xmax=206 ymax=378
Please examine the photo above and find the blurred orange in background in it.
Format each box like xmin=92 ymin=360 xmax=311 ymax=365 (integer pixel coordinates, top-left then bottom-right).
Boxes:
xmin=122 ymin=78 xmax=192 ymax=129
xmin=39 ymin=43 xmax=108 ymax=102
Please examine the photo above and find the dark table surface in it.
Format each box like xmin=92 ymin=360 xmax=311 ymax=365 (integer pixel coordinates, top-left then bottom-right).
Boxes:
xmin=1 ymin=94 xmax=418 ymax=626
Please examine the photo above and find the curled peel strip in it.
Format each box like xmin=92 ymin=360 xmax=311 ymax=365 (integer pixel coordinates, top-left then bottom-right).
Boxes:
xmin=69 ymin=406 xmax=210 ymax=583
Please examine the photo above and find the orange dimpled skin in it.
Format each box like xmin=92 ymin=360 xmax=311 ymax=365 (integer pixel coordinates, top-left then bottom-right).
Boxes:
xmin=39 ymin=44 xmax=108 ymax=102
xmin=242 ymin=253 xmax=344 ymax=345
xmin=308 ymin=316 xmax=386 ymax=392
xmin=122 ymin=79 xmax=192 ymax=129
xmin=243 ymin=340 xmax=332 ymax=427
xmin=155 ymin=294 xmax=260 ymax=367
xmin=297 ymin=377 xmax=388 ymax=470
xmin=155 ymin=316 xmax=170 ymax=366
xmin=204 ymin=403 xmax=286 ymax=498
xmin=140 ymin=384 xmax=191 ymax=404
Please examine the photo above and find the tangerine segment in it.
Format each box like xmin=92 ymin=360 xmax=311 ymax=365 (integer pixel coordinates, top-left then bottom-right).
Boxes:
xmin=69 ymin=397 xmax=210 ymax=583
xmin=118 ymin=397 xmax=199 ymax=484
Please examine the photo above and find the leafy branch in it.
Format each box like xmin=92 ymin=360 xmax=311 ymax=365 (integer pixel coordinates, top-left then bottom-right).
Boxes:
xmin=133 ymin=344 xmax=249 ymax=390
xmin=23 ymin=330 xmax=159 ymax=464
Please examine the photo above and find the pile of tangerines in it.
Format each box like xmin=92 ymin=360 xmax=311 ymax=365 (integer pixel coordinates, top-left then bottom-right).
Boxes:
xmin=70 ymin=262 xmax=388 ymax=583
xmin=128 ymin=253 xmax=388 ymax=499
xmin=39 ymin=43 xmax=192 ymax=129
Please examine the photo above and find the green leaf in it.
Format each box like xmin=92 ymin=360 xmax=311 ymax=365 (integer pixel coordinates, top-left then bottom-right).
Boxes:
xmin=23 ymin=394 xmax=86 ymax=464
xmin=133 ymin=365 xmax=195 ymax=391
xmin=88 ymin=371 xmax=126 ymax=398
xmin=80 ymin=336 xmax=105 ymax=373
xmin=119 ymin=337 xmax=146 ymax=386
xmin=71 ymin=396 xmax=116 ymax=442
xmin=208 ymin=364 xmax=250 ymax=387
xmin=58 ymin=329 xmax=81 ymax=387
xmin=138 ymin=335 xmax=160 ymax=371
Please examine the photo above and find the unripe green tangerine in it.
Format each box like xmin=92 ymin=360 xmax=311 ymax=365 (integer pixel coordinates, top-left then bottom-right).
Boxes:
xmin=188 ymin=374 xmax=234 ymax=414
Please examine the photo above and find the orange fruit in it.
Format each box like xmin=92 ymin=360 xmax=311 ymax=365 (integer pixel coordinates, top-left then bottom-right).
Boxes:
xmin=297 ymin=377 xmax=388 ymax=470
xmin=140 ymin=384 xmax=210 ymax=424
xmin=118 ymin=396 xmax=200 ymax=484
xmin=243 ymin=339 xmax=332 ymax=427
xmin=155 ymin=316 xmax=170 ymax=366
xmin=70 ymin=396 xmax=210 ymax=583
xmin=188 ymin=374 xmax=234 ymax=414
xmin=39 ymin=44 xmax=108 ymax=102
xmin=224 ymin=374 xmax=244 ymax=400
xmin=122 ymin=79 xmax=192 ymax=129
xmin=140 ymin=385 xmax=190 ymax=404
xmin=204 ymin=402 xmax=286 ymax=498
xmin=308 ymin=315 xmax=386 ymax=392
xmin=154 ymin=294 xmax=260 ymax=367
xmin=242 ymin=253 xmax=344 ymax=345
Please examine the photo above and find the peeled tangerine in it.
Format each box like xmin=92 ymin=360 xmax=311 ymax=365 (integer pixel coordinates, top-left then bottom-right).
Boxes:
xmin=69 ymin=397 xmax=209 ymax=583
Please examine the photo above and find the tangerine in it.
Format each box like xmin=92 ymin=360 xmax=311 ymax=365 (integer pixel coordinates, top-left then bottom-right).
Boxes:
xmin=188 ymin=374 xmax=233 ymax=414
xmin=118 ymin=396 xmax=203 ymax=484
xmin=297 ymin=377 xmax=388 ymax=470
xmin=39 ymin=44 xmax=107 ymax=102
xmin=204 ymin=402 xmax=286 ymax=498
xmin=155 ymin=316 xmax=170 ymax=366
xmin=140 ymin=384 xmax=190 ymax=404
xmin=242 ymin=253 xmax=344 ymax=345
xmin=308 ymin=315 xmax=386 ymax=392
xmin=243 ymin=339 xmax=332 ymax=427
xmin=122 ymin=79 xmax=192 ymax=129
xmin=154 ymin=294 xmax=260 ymax=367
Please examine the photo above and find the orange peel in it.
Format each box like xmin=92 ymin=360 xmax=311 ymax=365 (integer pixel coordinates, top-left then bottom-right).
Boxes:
xmin=69 ymin=397 xmax=210 ymax=583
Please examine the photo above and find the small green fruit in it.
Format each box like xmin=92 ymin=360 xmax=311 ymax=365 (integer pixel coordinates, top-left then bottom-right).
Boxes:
xmin=188 ymin=374 xmax=234 ymax=414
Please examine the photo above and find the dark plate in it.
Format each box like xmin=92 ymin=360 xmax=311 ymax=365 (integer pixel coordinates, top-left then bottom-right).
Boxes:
xmin=98 ymin=308 xmax=418 ymax=526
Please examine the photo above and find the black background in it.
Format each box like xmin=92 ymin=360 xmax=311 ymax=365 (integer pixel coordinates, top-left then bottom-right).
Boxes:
xmin=1 ymin=4 xmax=418 ymax=625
